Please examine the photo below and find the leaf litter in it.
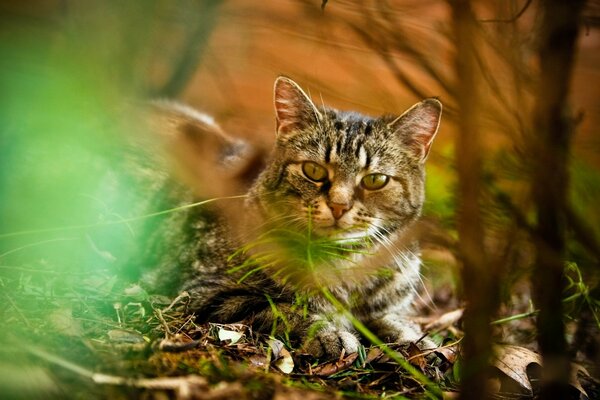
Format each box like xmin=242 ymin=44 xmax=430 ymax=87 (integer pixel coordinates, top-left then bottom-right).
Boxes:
xmin=1 ymin=267 xmax=598 ymax=399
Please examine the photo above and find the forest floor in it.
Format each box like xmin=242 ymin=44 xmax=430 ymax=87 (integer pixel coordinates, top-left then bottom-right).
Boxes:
xmin=1 ymin=254 xmax=598 ymax=400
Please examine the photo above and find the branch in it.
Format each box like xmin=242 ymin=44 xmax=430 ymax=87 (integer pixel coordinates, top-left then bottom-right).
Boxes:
xmin=153 ymin=1 xmax=222 ymax=98
xmin=479 ymin=0 xmax=534 ymax=23
xmin=349 ymin=25 xmax=430 ymax=101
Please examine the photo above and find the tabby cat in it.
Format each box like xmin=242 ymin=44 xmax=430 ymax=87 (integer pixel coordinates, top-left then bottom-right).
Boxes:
xmin=139 ymin=76 xmax=442 ymax=359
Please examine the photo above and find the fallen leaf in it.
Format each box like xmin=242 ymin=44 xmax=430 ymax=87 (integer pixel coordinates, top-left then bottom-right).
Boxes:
xmin=406 ymin=342 xmax=426 ymax=369
xmin=158 ymin=336 xmax=200 ymax=352
xmin=217 ymin=328 xmax=244 ymax=345
xmin=312 ymin=352 xmax=359 ymax=376
xmin=493 ymin=344 xmax=589 ymax=396
xmin=275 ymin=347 xmax=294 ymax=374
xmin=108 ymin=329 xmax=145 ymax=344
xmin=435 ymin=345 xmax=458 ymax=365
xmin=493 ymin=345 xmax=541 ymax=392
xmin=365 ymin=347 xmax=384 ymax=364
xmin=268 ymin=338 xmax=285 ymax=359
xmin=424 ymin=309 xmax=464 ymax=332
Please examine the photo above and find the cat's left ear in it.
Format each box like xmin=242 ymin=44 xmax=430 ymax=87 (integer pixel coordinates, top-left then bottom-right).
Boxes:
xmin=389 ymin=98 xmax=442 ymax=162
xmin=273 ymin=76 xmax=322 ymax=140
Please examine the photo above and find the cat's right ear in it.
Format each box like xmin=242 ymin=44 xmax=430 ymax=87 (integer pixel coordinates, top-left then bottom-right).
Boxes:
xmin=274 ymin=76 xmax=322 ymax=140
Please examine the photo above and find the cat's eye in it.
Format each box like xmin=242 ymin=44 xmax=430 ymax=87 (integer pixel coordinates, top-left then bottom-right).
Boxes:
xmin=302 ymin=161 xmax=328 ymax=182
xmin=361 ymin=173 xmax=389 ymax=190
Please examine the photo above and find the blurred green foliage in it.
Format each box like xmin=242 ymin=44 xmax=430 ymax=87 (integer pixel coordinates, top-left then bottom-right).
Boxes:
xmin=0 ymin=0 xmax=222 ymax=264
xmin=0 ymin=3 xmax=221 ymax=396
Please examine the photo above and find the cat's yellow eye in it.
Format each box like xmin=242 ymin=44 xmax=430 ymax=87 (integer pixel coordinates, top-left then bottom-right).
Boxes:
xmin=361 ymin=173 xmax=389 ymax=190
xmin=302 ymin=161 xmax=328 ymax=182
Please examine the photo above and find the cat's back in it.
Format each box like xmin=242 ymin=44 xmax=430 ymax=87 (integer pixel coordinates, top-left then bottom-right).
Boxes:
xmin=115 ymin=101 xmax=253 ymax=295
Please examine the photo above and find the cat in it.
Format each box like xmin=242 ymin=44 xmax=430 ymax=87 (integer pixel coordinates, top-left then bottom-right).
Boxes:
xmin=137 ymin=76 xmax=442 ymax=359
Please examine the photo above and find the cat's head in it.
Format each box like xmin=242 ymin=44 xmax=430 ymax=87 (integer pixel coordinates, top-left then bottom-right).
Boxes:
xmin=253 ymin=76 xmax=442 ymax=242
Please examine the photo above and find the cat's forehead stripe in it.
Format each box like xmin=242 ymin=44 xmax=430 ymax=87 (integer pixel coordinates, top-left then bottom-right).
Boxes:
xmin=324 ymin=141 xmax=332 ymax=163
xmin=322 ymin=118 xmax=375 ymax=169
xmin=358 ymin=146 xmax=368 ymax=169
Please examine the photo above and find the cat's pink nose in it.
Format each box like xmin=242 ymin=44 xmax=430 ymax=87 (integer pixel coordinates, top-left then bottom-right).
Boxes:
xmin=328 ymin=202 xmax=352 ymax=220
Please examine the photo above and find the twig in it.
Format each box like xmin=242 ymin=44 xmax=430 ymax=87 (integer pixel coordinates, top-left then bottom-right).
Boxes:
xmin=162 ymin=291 xmax=190 ymax=313
xmin=479 ymin=0 xmax=534 ymax=23
xmin=154 ymin=1 xmax=222 ymax=97
xmin=154 ymin=308 xmax=172 ymax=337
xmin=368 ymin=1 xmax=456 ymax=98
xmin=3 ymin=292 xmax=32 ymax=328
xmin=350 ymin=26 xmax=430 ymax=101
xmin=26 ymin=344 xmax=209 ymax=395
xmin=406 ymin=338 xmax=463 ymax=362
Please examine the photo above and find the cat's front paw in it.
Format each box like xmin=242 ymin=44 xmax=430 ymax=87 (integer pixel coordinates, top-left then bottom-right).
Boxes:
xmin=302 ymin=325 xmax=360 ymax=359
xmin=369 ymin=314 xmax=437 ymax=350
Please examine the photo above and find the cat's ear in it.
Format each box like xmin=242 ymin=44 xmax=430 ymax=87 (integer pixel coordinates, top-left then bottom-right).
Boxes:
xmin=273 ymin=76 xmax=322 ymax=139
xmin=389 ymin=98 xmax=442 ymax=162
xmin=145 ymin=100 xmax=264 ymax=197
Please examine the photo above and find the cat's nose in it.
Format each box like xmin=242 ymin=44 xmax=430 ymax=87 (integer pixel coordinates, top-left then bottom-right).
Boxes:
xmin=328 ymin=201 xmax=352 ymax=220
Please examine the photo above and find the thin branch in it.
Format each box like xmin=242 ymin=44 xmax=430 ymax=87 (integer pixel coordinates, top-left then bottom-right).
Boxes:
xmin=349 ymin=25 xmax=430 ymax=101
xmin=371 ymin=2 xmax=457 ymax=99
xmin=25 ymin=344 xmax=211 ymax=394
xmin=479 ymin=0 xmax=534 ymax=23
xmin=153 ymin=1 xmax=222 ymax=97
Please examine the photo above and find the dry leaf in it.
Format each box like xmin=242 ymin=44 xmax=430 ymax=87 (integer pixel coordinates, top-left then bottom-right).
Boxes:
xmin=424 ymin=309 xmax=464 ymax=332
xmin=268 ymin=338 xmax=285 ymax=359
xmin=406 ymin=342 xmax=427 ymax=369
xmin=365 ymin=347 xmax=384 ymax=364
xmin=108 ymin=329 xmax=145 ymax=344
xmin=435 ymin=345 xmax=458 ymax=365
xmin=493 ymin=345 xmax=541 ymax=392
xmin=312 ymin=353 xmax=359 ymax=376
xmin=267 ymin=339 xmax=294 ymax=374
xmin=275 ymin=348 xmax=294 ymax=374
xmin=158 ymin=336 xmax=200 ymax=352
xmin=217 ymin=328 xmax=244 ymax=345
xmin=493 ymin=344 xmax=589 ymax=396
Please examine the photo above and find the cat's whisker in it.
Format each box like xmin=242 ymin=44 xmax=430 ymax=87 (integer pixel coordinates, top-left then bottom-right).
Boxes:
xmin=373 ymin=226 xmax=434 ymax=307
xmin=371 ymin=230 xmax=420 ymax=296
xmin=246 ymin=211 xmax=305 ymax=235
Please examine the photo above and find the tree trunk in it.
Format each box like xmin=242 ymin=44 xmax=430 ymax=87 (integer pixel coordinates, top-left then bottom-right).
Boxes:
xmin=531 ymin=1 xmax=585 ymax=399
xmin=450 ymin=1 xmax=497 ymax=399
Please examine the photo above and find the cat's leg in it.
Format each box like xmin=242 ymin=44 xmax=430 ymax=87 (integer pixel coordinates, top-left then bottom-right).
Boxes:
xmin=250 ymin=305 xmax=360 ymax=359
xmin=301 ymin=316 xmax=361 ymax=359
xmin=187 ymin=281 xmax=361 ymax=359
xmin=366 ymin=313 xmax=436 ymax=349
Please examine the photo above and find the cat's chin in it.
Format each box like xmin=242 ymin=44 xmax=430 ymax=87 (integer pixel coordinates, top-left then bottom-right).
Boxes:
xmin=313 ymin=225 xmax=372 ymax=243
